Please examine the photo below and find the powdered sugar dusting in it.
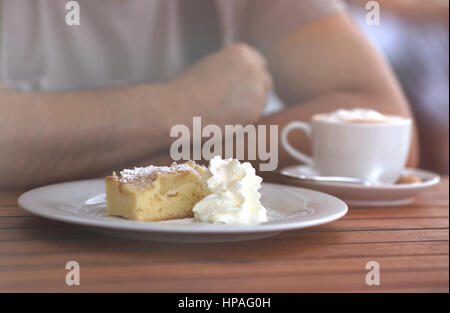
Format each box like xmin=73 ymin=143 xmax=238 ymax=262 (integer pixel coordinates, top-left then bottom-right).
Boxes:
xmin=117 ymin=163 xmax=204 ymax=184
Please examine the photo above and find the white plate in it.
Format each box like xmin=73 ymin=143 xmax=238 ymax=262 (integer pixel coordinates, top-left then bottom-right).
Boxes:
xmin=18 ymin=179 xmax=347 ymax=243
xmin=279 ymin=166 xmax=440 ymax=207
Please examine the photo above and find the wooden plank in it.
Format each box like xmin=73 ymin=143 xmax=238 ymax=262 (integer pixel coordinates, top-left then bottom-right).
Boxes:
xmin=0 ymin=190 xmax=22 ymax=206
xmin=346 ymin=206 xmax=449 ymax=219
xmin=0 ymin=206 xmax=32 ymax=217
xmin=1 ymin=265 xmax=447 ymax=293
xmin=0 ymin=227 xmax=93 ymax=242
xmin=0 ymin=216 xmax=65 ymax=229
xmin=0 ymin=251 xmax=447 ymax=273
xmin=281 ymin=228 xmax=449 ymax=243
xmin=0 ymin=227 xmax=447 ymax=244
xmin=408 ymin=198 xmax=449 ymax=207
xmin=0 ymin=238 xmax=447 ymax=260
xmin=317 ymin=217 xmax=448 ymax=231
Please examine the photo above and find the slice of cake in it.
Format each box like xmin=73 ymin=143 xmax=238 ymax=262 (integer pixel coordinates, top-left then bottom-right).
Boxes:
xmin=105 ymin=161 xmax=206 ymax=221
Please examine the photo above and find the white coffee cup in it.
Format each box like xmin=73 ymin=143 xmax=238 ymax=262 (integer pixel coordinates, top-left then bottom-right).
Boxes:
xmin=281 ymin=112 xmax=412 ymax=184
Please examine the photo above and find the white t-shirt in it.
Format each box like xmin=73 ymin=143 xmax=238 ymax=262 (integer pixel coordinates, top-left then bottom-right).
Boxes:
xmin=0 ymin=0 xmax=345 ymax=92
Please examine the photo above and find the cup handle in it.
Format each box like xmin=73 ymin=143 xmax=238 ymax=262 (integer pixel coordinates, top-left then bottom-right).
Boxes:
xmin=281 ymin=121 xmax=314 ymax=166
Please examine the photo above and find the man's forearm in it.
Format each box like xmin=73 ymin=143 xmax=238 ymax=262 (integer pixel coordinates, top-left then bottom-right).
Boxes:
xmin=0 ymin=83 xmax=182 ymax=188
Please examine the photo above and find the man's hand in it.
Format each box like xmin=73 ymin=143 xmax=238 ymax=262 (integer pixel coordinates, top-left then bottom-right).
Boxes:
xmin=172 ymin=43 xmax=273 ymax=125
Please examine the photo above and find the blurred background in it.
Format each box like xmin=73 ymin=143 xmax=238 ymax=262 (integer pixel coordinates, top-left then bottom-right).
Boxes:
xmin=347 ymin=0 xmax=449 ymax=174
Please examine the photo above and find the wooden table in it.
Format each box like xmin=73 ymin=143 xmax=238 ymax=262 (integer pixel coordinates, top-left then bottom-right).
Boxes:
xmin=0 ymin=178 xmax=448 ymax=293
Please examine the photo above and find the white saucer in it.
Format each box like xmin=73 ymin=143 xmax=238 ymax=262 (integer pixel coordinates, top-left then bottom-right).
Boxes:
xmin=18 ymin=179 xmax=348 ymax=243
xmin=279 ymin=166 xmax=440 ymax=207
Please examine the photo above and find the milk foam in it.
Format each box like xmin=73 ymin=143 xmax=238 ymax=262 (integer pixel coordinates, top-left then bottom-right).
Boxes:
xmin=314 ymin=108 xmax=408 ymax=124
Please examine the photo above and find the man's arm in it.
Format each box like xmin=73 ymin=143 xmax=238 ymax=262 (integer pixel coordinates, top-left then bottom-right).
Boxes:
xmin=0 ymin=83 xmax=180 ymax=187
xmin=260 ymin=13 xmax=419 ymax=168
xmin=0 ymin=44 xmax=271 ymax=188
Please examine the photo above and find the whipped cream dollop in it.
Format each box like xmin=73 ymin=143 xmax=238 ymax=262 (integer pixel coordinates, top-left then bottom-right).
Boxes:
xmin=314 ymin=108 xmax=407 ymax=124
xmin=193 ymin=156 xmax=267 ymax=225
